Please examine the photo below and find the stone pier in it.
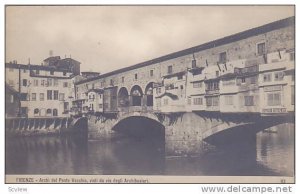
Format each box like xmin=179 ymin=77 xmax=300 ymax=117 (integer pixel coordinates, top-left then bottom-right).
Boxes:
xmin=86 ymin=111 xmax=291 ymax=156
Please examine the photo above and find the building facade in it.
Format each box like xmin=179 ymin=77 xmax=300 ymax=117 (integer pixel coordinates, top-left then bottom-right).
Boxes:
xmin=5 ymin=83 xmax=20 ymax=117
xmin=74 ymin=17 xmax=294 ymax=116
xmin=5 ymin=56 xmax=80 ymax=118
xmin=43 ymin=56 xmax=81 ymax=75
xmin=6 ymin=18 xmax=294 ymax=118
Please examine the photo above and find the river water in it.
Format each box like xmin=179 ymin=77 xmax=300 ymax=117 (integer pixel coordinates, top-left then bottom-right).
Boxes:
xmin=6 ymin=123 xmax=294 ymax=176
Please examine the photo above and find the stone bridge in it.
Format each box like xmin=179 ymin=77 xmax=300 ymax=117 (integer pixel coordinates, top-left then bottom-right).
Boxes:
xmin=86 ymin=108 xmax=294 ymax=156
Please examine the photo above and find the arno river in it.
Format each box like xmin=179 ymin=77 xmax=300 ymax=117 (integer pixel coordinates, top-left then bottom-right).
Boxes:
xmin=6 ymin=123 xmax=294 ymax=176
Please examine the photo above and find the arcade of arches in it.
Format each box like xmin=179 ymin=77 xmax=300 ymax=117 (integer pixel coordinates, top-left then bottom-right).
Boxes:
xmin=117 ymin=82 xmax=154 ymax=108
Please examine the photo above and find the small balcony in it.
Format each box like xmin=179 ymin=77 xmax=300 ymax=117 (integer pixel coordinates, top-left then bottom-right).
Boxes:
xmin=205 ymin=89 xmax=220 ymax=95
xmin=238 ymin=84 xmax=258 ymax=92
xmin=234 ymin=65 xmax=258 ymax=75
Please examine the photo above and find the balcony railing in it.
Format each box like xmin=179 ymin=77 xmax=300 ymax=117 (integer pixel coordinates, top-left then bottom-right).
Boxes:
xmin=118 ymin=106 xmax=153 ymax=113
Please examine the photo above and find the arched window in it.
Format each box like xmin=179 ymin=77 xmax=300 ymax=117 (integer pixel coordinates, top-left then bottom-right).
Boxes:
xmin=118 ymin=87 xmax=129 ymax=107
xmin=53 ymin=109 xmax=58 ymax=116
xmin=130 ymin=85 xmax=143 ymax=106
xmin=46 ymin=109 xmax=52 ymax=114
xmin=34 ymin=108 xmax=39 ymax=114
xmin=145 ymin=82 xmax=154 ymax=106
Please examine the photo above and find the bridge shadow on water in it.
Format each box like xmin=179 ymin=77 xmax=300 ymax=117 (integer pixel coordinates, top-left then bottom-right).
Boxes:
xmin=106 ymin=116 xmax=166 ymax=175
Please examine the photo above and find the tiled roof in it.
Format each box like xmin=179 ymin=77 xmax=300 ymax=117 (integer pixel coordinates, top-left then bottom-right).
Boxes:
xmin=155 ymin=92 xmax=179 ymax=100
xmin=162 ymin=71 xmax=186 ymax=79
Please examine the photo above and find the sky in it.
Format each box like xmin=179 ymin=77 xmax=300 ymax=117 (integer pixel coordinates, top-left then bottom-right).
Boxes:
xmin=5 ymin=6 xmax=294 ymax=73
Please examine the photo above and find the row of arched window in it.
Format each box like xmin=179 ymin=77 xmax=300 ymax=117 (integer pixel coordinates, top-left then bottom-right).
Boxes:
xmin=34 ymin=108 xmax=58 ymax=116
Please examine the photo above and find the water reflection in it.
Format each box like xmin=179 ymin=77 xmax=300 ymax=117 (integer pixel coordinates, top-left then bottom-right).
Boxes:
xmin=256 ymin=123 xmax=294 ymax=176
xmin=6 ymin=124 xmax=294 ymax=176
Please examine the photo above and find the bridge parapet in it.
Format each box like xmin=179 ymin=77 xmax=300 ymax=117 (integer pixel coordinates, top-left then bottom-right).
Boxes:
xmin=118 ymin=106 xmax=153 ymax=113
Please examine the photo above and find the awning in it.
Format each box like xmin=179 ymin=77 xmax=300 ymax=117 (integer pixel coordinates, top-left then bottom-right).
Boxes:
xmin=162 ymin=71 xmax=186 ymax=79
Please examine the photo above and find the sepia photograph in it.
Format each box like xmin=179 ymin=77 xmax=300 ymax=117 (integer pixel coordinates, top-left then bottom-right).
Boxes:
xmin=4 ymin=5 xmax=295 ymax=183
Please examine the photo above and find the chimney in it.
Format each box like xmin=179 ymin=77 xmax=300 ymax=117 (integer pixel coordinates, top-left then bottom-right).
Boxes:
xmin=49 ymin=50 xmax=53 ymax=57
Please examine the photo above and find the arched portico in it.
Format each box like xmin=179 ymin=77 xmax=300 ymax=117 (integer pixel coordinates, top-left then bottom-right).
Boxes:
xmin=130 ymin=85 xmax=143 ymax=106
xmin=144 ymin=82 xmax=154 ymax=106
xmin=118 ymin=87 xmax=129 ymax=108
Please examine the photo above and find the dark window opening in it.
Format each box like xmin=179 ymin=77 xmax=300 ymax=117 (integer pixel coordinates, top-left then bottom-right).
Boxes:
xmin=219 ymin=52 xmax=227 ymax=64
xmin=150 ymin=70 xmax=154 ymax=77
xmin=20 ymin=93 xmax=28 ymax=101
xmin=257 ymin=42 xmax=266 ymax=56
xmin=192 ymin=59 xmax=196 ymax=68
xmin=20 ymin=107 xmax=28 ymax=116
xmin=53 ymin=90 xmax=59 ymax=100
xmin=146 ymin=95 xmax=153 ymax=106
xmin=34 ymin=108 xmax=39 ymax=114
xmin=46 ymin=109 xmax=52 ymax=114
xmin=22 ymin=79 xmax=27 ymax=86
xmin=131 ymin=87 xmax=142 ymax=106
xmin=64 ymin=102 xmax=69 ymax=111
xmin=53 ymin=109 xmax=58 ymax=116
xmin=168 ymin=65 xmax=173 ymax=74
xmin=47 ymin=90 xmax=52 ymax=100
xmin=132 ymin=96 xmax=142 ymax=106
xmin=206 ymin=82 xmax=219 ymax=91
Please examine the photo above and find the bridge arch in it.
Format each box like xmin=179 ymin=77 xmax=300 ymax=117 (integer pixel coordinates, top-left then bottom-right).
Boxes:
xmin=71 ymin=117 xmax=88 ymax=134
xmin=145 ymin=82 xmax=154 ymax=106
xmin=118 ymin=87 xmax=129 ymax=108
xmin=112 ymin=113 xmax=165 ymax=138
xmin=130 ymin=85 xmax=143 ymax=106
xmin=202 ymin=114 xmax=294 ymax=146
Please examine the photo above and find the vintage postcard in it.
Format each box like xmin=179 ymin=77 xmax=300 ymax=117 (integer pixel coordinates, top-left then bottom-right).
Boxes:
xmin=5 ymin=5 xmax=295 ymax=184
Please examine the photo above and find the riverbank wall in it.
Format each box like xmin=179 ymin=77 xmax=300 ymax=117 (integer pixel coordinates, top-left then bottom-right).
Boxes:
xmin=5 ymin=117 xmax=84 ymax=137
